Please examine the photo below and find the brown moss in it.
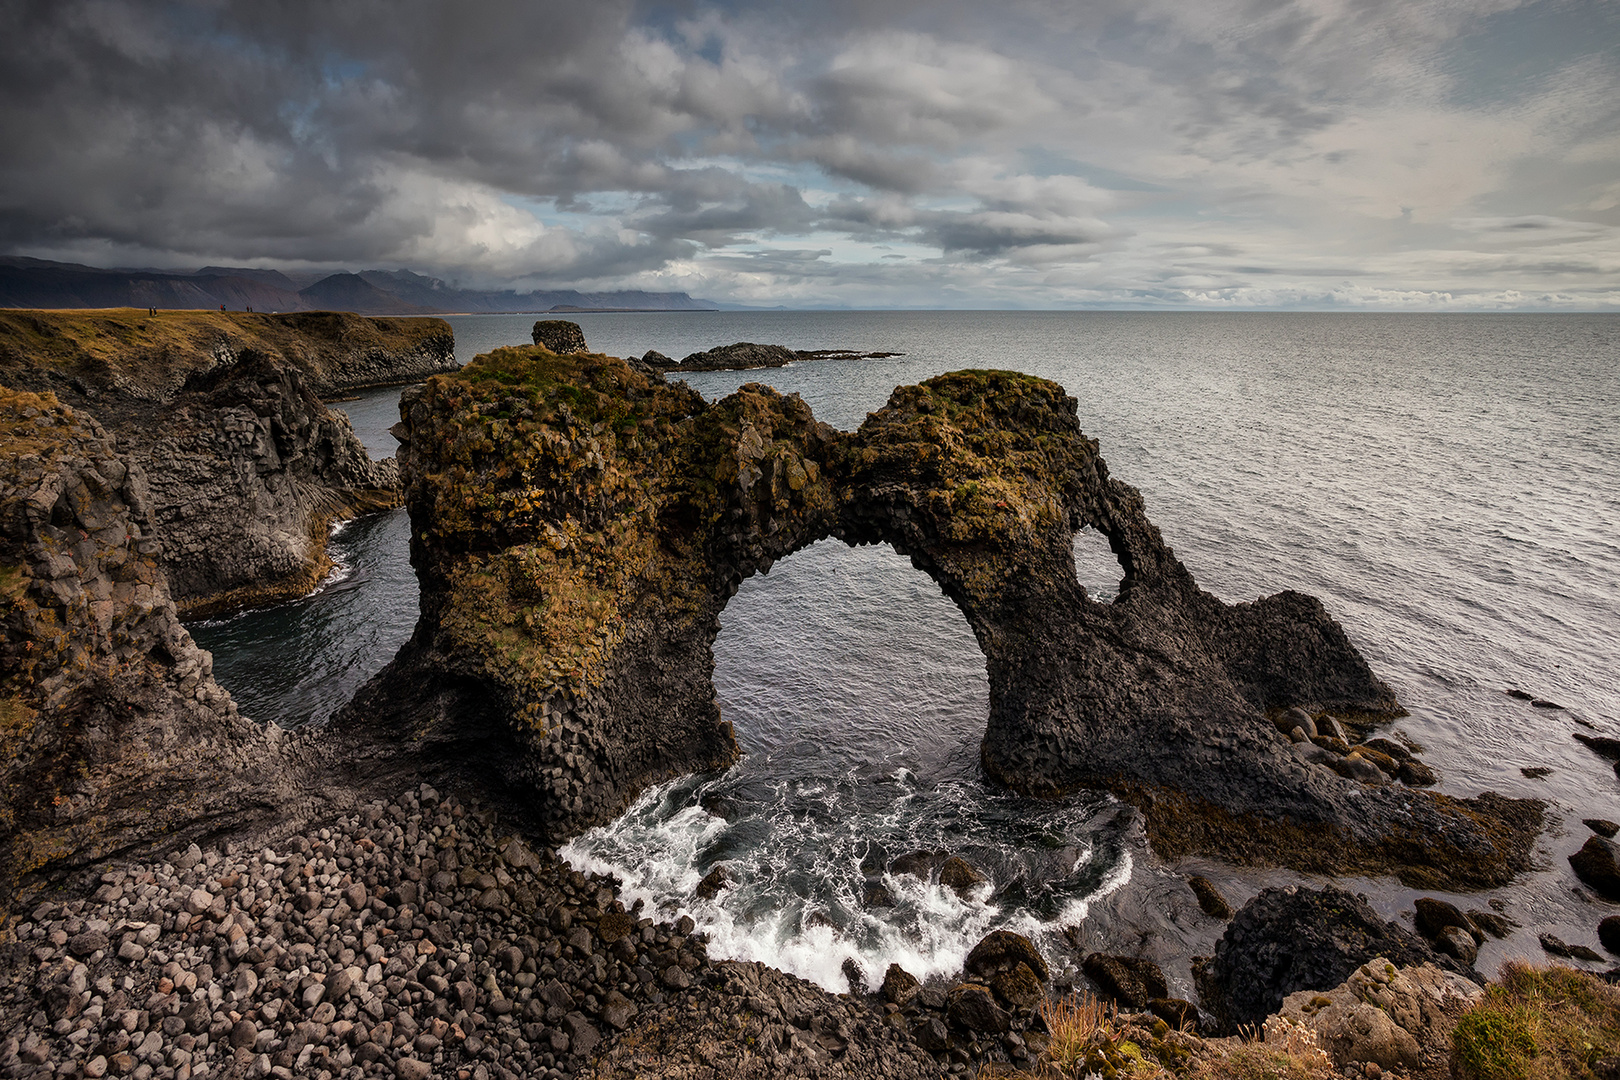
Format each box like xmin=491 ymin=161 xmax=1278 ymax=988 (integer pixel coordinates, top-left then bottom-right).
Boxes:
xmin=0 ymin=308 xmax=451 ymax=391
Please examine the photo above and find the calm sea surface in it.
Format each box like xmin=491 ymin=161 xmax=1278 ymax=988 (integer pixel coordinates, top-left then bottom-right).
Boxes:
xmin=192 ymin=311 xmax=1620 ymax=994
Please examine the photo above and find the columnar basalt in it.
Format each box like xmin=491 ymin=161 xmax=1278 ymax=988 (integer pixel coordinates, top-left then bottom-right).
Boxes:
xmin=0 ymin=388 xmax=306 ymax=901
xmin=337 ymin=347 xmax=1541 ymax=888
xmin=0 ymin=310 xmax=457 ymax=615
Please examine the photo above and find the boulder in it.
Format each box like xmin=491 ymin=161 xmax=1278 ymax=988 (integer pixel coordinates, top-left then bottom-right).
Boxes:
xmin=1436 ymin=926 xmax=1478 ymax=966
xmin=1588 ymin=819 xmax=1620 ymax=838
xmin=964 ymin=931 xmax=1049 ymax=983
xmin=1149 ymin=998 xmax=1198 ymax=1032
xmin=939 ymin=856 xmax=986 ymax=897
xmin=1571 ymin=836 xmax=1620 ymax=901
xmin=1082 ymin=954 xmax=1168 ymax=1010
xmin=1278 ymin=958 xmax=1482 ymax=1071
xmin=1187 ymin=875 xmax=1234 ymax=920
xmin=881 ymin=964 xmax=920 ymax=1007
xmin=1602 ymin=916 xmax=1620 ymax=956
xmin=1195 ymin=885 xmax=1465 ymax=1034
xmin=1413 ymin=897 xmax=1480 ymax=943
xmin=695 ymin=865 xmax=730 ymax=900
xmin=531 ymin=320 xmax=588 ymax=354
xmin=989 ymin=963 xmax=1044 ymax=1012
xmin=946 ymin=983 xmax=1010 ymax=1034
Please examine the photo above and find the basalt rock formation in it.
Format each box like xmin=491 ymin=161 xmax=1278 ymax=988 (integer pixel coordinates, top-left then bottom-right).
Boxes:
xmin=0 ymin=309 xmax=457 ymax=615
xmin=0 ymin=388 xmax=311 ymax=901
xmin=334 ymin=346 xmax=1542 ymax=888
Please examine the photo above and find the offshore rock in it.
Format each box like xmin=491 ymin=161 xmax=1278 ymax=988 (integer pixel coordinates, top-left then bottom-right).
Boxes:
xmin=532 ymin=319 xmax=589 ymax=355
xmin=0 ymin=389 xmax=312 ymax=901
xmin=334 ymin=347 xmax=1542 ymax=885
xmin=0 ymin=309 xmax=456 ymax=615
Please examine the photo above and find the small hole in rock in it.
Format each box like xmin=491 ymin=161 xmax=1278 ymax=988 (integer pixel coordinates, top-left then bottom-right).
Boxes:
xmin=1073 ymin=527 xmax=1124 ymax=603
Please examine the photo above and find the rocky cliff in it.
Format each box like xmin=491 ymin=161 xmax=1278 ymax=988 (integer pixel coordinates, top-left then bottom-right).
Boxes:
xmin=0 ymin=309 xmax=457 ymax=615
xmin=334 ymin=346 xmax=1541 ymax=888
xmin=0 ymin=388 xmax=308 ymax=900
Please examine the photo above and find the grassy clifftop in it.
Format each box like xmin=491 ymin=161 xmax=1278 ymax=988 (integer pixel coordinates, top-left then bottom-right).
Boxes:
xmin=0 ymin=308 xmax=454 ymax=395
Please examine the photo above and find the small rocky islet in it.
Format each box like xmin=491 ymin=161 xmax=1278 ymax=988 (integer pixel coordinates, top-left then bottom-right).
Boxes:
xmin=3 ymin=313 xmax=1617 ymax=1078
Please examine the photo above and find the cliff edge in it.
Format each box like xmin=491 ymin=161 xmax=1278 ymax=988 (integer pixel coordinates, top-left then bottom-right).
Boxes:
xmin=0 ymin=309 xmax=458 ymax=615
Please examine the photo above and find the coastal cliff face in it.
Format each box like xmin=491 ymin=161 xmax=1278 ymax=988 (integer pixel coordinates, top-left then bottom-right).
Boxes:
xmin=0 ymin=388 xmax=302 ymax=900
xmin=0 ymin=309 xmax=456 ymax=615
xmin=337 ymin=347 xmax=1541 ymax=887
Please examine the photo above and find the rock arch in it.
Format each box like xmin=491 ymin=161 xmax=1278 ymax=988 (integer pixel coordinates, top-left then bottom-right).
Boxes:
xmin=334 ymin=348 xmax=1540 ymax=889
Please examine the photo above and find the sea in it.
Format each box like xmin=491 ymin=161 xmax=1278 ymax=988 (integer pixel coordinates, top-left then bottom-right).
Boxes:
xmin=190 ymin=310 xmax=1620 ymax=999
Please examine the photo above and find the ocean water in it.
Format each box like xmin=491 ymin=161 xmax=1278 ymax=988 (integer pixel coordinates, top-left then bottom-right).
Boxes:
xmin=196 ymin=311 xmax=1620 ymax=995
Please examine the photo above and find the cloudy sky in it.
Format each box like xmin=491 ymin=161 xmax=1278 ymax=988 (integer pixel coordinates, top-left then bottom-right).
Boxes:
xmin=3 ymin=0 xmax=1617 ymax=308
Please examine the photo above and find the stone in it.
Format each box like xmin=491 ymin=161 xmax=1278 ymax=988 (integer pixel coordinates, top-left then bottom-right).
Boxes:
xmin=231 ymin=1019 xmax=258 ymax=1049
xmin=1188 ymin=875 xmax=1234 ymax=920
xmin=863 ymin=882 xmax=895 ymax=908
xmin=562 ymin=1012 xmax=601 ymax=1056
xmin=344 ymin=883 xmax=368 ymax=910
xmin=185 ymin=889 xmax=214 ymax=915
xmin=1277 ymin=707 xmax=1316 ymax=737
xmin=695 ymin=865 xmax=730 ymax=900
xmin=1467 ymin=910 xmax=1515 ymax=938
xmin=597 ymin=911 xmax=635 ymax=944
xmin=964 ymin=930 xmax=1049 ymax=983
xmin=1082 ymin=954 xmax=1167 ymax=1009
xmin=68 ymin=929 xmax=109 ymax=956
xmin=395 ymin=1058 xmax=432 ymax=1080
xmin=1413 ymin=897 xmax=1479 ymax=942
xmin=939 ymin=856 xmax=986 ymax=896
xmin=990 ymin=963 xmax=1044 ymax=1012
xmin=1601 ymin=916 xmax=1620 ymax=955
xmin=881 ymin=964 xmax=920 ymax=1007
xmin=1436 ymin=926 xmax=1478 ymax=966
xmin=946 ymin=983 xmax=1010 ymax=1034
xmin=84 ymin=1055 xmax=109 ymax=1078
xmin=531 ymin=320 xmax=588 ymax=355
xmin=1571 ymin=836 xmax=1620 ymax=901
xmin=911 ymin=1016 xmax=950 ymax=1052
xmin=1397 ymin=760 xmax=1438 ymax=786
xmin=327 ymin=968 xmax=356 ymax=1001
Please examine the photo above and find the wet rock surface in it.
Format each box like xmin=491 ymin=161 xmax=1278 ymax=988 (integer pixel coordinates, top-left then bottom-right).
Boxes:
xmin=0 ymin=310 xmax=454 ymax=615
xmin=335 ymin=345 xmax=1541 ymax=886
xmin=1195 ymin=885 xmax=1470 ymax=1035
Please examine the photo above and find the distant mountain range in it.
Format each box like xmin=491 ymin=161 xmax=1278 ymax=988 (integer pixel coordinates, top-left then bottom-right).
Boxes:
xmin=0 ymin=257 xmax=729 ymax=314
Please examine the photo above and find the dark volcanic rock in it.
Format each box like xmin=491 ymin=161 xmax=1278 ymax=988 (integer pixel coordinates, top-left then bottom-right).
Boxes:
xmin=1600 ymin=915 xmax=1620 ymax=955
xmin=1083 ymin=953 xmax=1168 ymax=1009
xmin=1587 ymin=818 xmax=1620 ymax=838
xmin=695 ymin=864 xmax=730 ymax=900
xmin=662 ymin=341 xmax=904 ymax=372
xmin=330 ymin=348 xmax=1542 ymax=883
xmin=1572 ymin=836 xmax=1620 ymax=901
xmin=1188 ymin=875 xmax=1234 ymax=919
xmin=947 ymin=983 xmax=1010 ymax=1034
xmin=532 ymin=319 xmax=589 ymax=355
xmin=965 ymin=930 xmax=1049 ymax=984
xmin=0 ymin=389 xmax=306 ymax=896
xmin=1195 ymin=885 xmax=1465 ymax=1034
xmin=1414 ymin=897 xmax=1480 ymax=943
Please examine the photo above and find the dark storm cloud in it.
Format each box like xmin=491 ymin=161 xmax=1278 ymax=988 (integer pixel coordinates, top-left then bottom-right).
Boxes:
xmin=0 ymin=0 xmax=1615 ymax=305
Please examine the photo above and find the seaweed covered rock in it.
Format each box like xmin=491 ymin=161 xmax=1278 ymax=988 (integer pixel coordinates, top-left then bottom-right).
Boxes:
xmin=1196 ymin=885 xmax=1469 ymax=1034
xmin=335 ymin=348 xmax=1542 ymax=885
xmin=0 ymin=388 xmax=306 ymax=902
xmin=0 ymin=309 xmax=454 ymax=614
